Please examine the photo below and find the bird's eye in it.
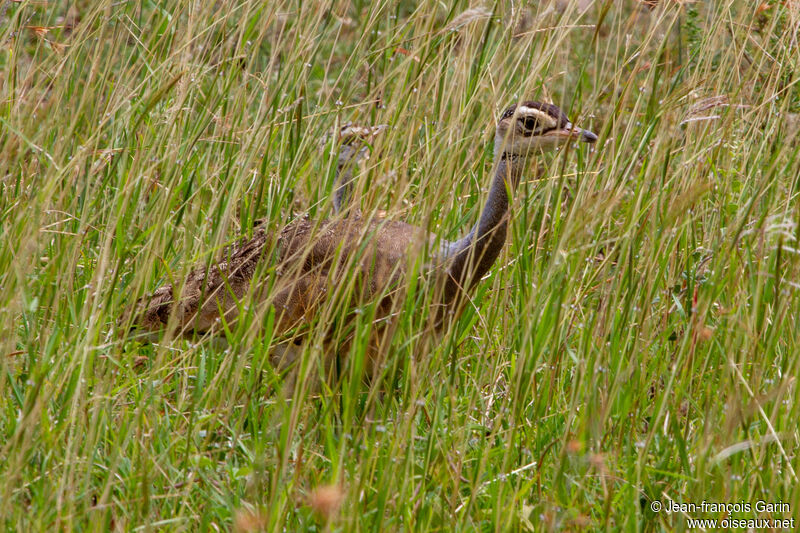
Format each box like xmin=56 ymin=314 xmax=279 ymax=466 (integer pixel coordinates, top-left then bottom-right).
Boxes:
xmin=521 ymin=117 xmax=539 ymax=131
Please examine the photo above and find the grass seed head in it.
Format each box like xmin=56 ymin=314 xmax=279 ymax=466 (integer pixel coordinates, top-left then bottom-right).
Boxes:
xmin=309 ymin=483 xmax=345 ymax=521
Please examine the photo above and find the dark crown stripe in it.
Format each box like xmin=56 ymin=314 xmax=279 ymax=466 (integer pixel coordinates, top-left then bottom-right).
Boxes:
xmin=500 ymin=100 xmax=570 ymax=128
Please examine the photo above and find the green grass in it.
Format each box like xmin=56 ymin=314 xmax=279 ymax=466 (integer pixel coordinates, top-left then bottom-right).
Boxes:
xmin=2 ymin=0 xmax=800 ymax=530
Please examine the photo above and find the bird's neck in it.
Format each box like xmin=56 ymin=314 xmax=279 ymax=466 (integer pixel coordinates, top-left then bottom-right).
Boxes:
xmin=333 ymin=144 xmax=362 ymax=214
xmin=443 ymin=151 xmax=526 ymax=298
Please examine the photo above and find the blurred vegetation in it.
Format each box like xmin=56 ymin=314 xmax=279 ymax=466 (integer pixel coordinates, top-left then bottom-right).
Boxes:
xmin=1 ymin=0 xmax=799 ymax=530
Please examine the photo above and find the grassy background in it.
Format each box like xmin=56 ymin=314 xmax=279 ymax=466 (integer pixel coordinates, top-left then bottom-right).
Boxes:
xmin=2 ymin=0 xmax=800 ymax=530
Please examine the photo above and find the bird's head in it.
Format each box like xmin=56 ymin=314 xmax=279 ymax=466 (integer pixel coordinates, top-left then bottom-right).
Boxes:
xmin=332 ymin=122 xmax=388 ymax=167
xmin=495 ymin=101 xmax=597 ymax=158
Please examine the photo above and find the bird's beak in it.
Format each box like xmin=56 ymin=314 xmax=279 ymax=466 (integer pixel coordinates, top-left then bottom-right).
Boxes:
xmin=578 ymin=128 xmax=598 ymax=143
xmin=545 ymin=122 xmax=598 ymax=144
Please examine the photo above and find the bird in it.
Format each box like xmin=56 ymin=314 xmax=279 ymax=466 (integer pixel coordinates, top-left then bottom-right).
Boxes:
xmin=127 ymin=101 xmax=597 ymax=378
xmin=327 ymin=122 xmax=387 ymax=215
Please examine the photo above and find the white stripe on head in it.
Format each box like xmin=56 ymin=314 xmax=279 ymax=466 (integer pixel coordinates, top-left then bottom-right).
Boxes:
xmin=339 ymin=124 xmax=387 ymax=141
xmin=516 ymin=107 xmax=558 ymax=129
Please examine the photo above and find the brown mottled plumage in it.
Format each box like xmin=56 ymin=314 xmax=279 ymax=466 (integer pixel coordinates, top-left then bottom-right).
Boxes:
xmin=128 ymin=101 xmax=597 ymax=376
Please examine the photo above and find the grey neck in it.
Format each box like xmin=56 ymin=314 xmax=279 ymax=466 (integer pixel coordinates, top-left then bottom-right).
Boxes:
xmin=441 ymin=150 xmax=527 ymax=299
xmin=332 ymin=144 xmax=364 ymax=214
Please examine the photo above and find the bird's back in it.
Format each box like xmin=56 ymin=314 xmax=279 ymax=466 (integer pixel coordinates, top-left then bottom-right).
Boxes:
xmin=131 ymin=213 xmax=433 ymax=341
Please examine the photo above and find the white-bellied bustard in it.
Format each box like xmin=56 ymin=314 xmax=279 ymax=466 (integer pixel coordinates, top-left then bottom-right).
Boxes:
xmin=127 ymin=101 xmax=597 ymax=378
